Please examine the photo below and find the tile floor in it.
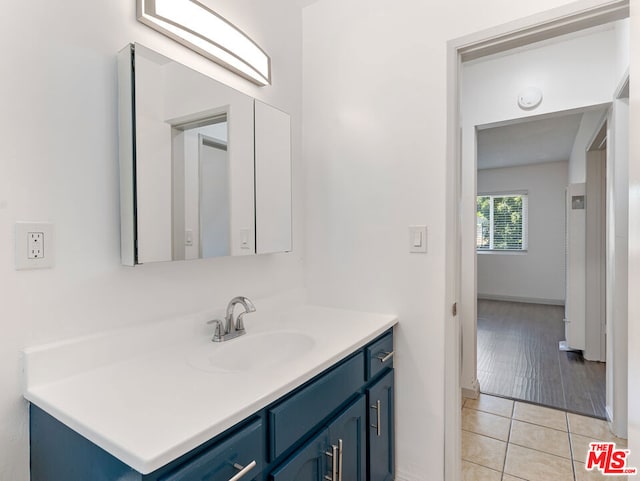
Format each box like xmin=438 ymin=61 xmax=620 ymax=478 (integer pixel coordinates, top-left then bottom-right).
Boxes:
xmin=462 ymin=394 xmax=629 ymax=481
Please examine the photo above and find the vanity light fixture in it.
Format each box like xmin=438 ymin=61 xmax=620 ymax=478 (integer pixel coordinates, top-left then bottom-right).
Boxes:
xmin=137 ymin=0 xmax=271 ymax=86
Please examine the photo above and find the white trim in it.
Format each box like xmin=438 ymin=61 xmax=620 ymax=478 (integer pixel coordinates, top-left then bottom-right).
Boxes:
xmin=478 ymin=294 xmax=565 ymax=306
xmin=443 ymin=30 xmax=462 ymax=481
xmin=455 ymin=0 xmax=628 ymax=61
xmin=462 ymin=379 xmax=481 ymax=400
xmin=445 ymin=3 xmax=629 ymax=481
xmin=613 ymin=67 xmax=630 ymax=100
xmin=585 ymin=109 xmax=610 ymax=152
xmin=395 ymin=468 xmax=425 ymax=481
xmin=477 ymin=189 xmax=528 ymax=196
xmin=477 ymin=250 xmax=528 ymax=255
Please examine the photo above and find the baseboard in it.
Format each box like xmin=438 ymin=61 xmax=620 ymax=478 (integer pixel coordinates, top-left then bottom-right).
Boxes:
xmin=462 ymin=379 xmax=480 ymax=399
xmin=606 ymin=405 xmax=613 ymax=424
xmin=395 ymin=468 xmax=421 ymax=481
xmin=477 ymin=294 xmax=565 ymax=306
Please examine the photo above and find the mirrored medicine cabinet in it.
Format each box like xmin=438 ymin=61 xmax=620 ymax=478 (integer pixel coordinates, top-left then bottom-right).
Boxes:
xmin=117 ymin=43 xmax=292 ymax=266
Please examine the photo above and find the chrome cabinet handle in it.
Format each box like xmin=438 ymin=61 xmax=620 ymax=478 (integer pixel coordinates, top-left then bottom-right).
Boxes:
xmin=338 ymin=439 xmax=343 ymax=481
xmin=324 ymin=444 xmax=338 ymax=481
xmin=229 ymin=460 xmax=257 ymax=481
xmin=377 ymin=351 xmax=394 ymax=363
xmin=370 ymin=400 xmax=382 ymax=436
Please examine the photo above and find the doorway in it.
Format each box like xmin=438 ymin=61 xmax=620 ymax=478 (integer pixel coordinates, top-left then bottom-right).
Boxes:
xmin=444 ymin=2 xmax=630 ymax=480
xmin=473 ymin=107 xmax=609 ymax=419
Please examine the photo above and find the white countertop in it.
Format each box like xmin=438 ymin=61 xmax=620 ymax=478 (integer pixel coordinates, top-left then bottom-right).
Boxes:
xmin=23 ymin=303 xmax=397 ymax=474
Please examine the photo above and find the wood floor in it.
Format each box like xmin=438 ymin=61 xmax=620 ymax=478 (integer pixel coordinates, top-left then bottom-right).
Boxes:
xmin=477 ymin=299 xmax=606 ymax=419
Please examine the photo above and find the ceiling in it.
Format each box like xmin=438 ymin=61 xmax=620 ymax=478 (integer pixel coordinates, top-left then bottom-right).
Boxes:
xmin=477 ymin=113 xmax=584 ymax=170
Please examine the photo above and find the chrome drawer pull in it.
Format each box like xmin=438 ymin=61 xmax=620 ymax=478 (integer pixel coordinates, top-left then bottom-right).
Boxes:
xmin=377 ymin=351 xmax=394 ymax=363
xmin=324 ymin=444 xmax=338 ymax=481
xmin=370 ymin=400 xmax=382 ymax=436
xmin=229 ymin=460 xmax=257 ymax=481
xmin=338 ymin=439 xmax=343 ymax=481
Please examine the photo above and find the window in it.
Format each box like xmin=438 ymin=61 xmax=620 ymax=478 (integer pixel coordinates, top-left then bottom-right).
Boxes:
xmin=476 ymin=193 xmax=528 ymax=251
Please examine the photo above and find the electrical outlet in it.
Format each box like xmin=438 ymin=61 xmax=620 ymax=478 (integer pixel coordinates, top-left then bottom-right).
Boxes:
xmin=16 ymin=222 xmax=54 ymax=270
xmin=28 ymin=232 xmax=44 ymax=259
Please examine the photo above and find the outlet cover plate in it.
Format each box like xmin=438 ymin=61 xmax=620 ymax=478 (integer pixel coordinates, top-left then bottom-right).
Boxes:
xmin=15 ymin=222 xmax=54 ymax=270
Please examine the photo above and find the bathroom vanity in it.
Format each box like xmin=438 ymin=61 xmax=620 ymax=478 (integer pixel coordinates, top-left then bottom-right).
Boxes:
xmin=25 ymin=305 xmax=397 ymax=481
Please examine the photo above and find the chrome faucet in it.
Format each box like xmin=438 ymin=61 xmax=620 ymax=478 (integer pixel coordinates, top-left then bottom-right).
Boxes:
xmin=209 ymin=296 xmax=256 ymax=342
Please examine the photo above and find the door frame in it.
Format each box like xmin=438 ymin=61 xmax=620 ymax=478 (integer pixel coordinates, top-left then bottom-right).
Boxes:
xmin=444 ymin=1 xmax=629 ymax=480
xmin=585 ymin=119 xmax=607 ymax=362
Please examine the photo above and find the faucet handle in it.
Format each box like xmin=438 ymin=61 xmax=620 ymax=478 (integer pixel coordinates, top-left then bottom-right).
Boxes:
xmin=207 ymin=319 xmax=224 ymax=342
xmin=236 ymin=312 xmax=248 ymax=331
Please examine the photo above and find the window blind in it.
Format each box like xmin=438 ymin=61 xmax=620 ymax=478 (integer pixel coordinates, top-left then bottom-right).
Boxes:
xmin=476 ymin=193 xmax=528 ymax=251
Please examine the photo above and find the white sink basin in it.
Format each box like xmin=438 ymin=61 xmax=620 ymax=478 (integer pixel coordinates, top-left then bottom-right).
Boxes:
xmin=187 ymin=331 xmax=315 ymax=373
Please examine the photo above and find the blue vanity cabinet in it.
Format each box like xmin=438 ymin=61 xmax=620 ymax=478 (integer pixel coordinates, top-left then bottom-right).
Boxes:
xmin=365 ymin=333 xmax=394 ymax=380
xmin=29 ymin=329 xmax=395 ymax=481
xmin=269 ymin=429 xmax=329 ymax=481
xmin=366 ymin=370 xmax=394 ymax=481
xmin=270 ymin=395 xmax=366 ymax=481
xmin=30 ymin=407 xmax=265 ymax=481
xmin=268 ymin=352 xmax=365 ymax=460
xmin=159 ymin=419 xmax=263 ymax=481
xmin=327 ymin=395 xmax=367 ymax=481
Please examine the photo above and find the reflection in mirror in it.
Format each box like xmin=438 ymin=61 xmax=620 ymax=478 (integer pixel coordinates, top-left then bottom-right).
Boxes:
xmin=118 ymin=43 xmax=292 ymax=266
xmin=118 ymin=43 xmax=255 ymax=265
xmin=255 ymin=101 xmax=292 ymax=254
xmin=172 ymin=115 xmax=230 ymax=260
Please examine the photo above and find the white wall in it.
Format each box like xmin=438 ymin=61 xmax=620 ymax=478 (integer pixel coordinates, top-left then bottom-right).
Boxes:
xmin=477 ymin=161 xmax=568 ymax=304
xmin=462 ymin=25 xmax=620 ymax=127
xmin=302 ymin=1 xmax=615 ymax=480
xmin=0 ymin=1 xmax=303 ymax=480
xmin=460 ymin=24 xmax=622 ymax=395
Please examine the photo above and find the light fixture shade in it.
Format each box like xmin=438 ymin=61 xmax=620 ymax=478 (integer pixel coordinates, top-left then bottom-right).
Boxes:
xmin=137 ymin=0 xmax=271 ymax=86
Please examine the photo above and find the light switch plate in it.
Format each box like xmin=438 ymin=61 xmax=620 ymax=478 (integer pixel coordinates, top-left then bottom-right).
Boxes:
xmin=409 ymin=225 xmax=427 ymax=253
xmin=185 ymin=229 xmax=194 ymax=246
xmin=15 ymin=222 xmax=54 ymax=270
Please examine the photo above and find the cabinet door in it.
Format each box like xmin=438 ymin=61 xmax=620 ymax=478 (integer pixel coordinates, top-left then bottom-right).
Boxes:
xmin=327 ymin=395 xmax=367 ymax=481
xmin=366 ymin=370 xmax=394 ymax=481
xmin=270 ymin=429 xmax=330 ymax=481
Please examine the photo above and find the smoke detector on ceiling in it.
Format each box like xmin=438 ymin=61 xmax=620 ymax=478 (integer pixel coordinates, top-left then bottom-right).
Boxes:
xmin=517 ymin=87 xmax=543 ymax=110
